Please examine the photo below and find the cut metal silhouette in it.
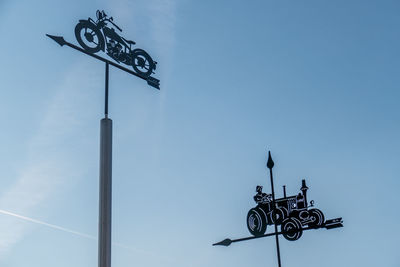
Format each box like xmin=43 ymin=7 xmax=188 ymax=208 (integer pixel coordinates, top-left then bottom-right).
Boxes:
xmin=46 ymin=34 xmax=160 ymax=89
xmin=213 ymin=151 xmax=343 ymax=267
xmin=47 ymin=10 xmax=160 ymax=89
xmin=75 ymin=10 xmax=157 ymax=78
xmin=248 ymin=179 xmax=326 ymax=240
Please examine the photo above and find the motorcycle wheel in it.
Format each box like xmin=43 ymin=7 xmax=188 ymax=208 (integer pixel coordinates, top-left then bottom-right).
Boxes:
xmin=131 ymin=49 xmax=155 ymax=77
xmin=74 ymin=22 xmax=104 ymax=53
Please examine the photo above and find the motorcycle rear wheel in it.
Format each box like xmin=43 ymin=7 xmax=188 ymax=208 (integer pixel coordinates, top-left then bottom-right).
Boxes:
xmin=131 ymin=49 xmax=155 ymax=77
xmin=75 ymin=22 xmax=104 ymax=53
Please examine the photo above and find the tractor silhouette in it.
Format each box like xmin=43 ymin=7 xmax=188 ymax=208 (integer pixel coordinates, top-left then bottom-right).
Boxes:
xmin=247 ymin=179 xmax=325 ymax=241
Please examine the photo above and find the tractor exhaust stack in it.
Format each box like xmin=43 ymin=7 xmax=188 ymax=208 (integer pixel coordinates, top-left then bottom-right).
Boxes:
xmin=300 ymin=179 xmax=308 ymax=206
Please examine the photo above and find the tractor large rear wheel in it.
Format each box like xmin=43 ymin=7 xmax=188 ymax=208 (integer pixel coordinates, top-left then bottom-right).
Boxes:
xmin=247 ymin=207 xmax=267 ymax=237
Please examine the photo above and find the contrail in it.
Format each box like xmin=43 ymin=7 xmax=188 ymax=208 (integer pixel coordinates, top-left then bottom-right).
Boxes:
xmin=0 ymin=209 xmax=152 ymax=255
xmin=0 ymin=209 xmax=96 ymax=240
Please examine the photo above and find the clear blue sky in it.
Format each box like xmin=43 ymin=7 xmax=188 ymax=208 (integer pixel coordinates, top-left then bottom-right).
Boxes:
xmin=0 ymin=0 xmax=399 ymax=266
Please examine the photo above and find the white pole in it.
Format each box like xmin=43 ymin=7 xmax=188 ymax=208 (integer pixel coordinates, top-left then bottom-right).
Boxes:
xmin=98 ymin=118 xmax=112 ymax=267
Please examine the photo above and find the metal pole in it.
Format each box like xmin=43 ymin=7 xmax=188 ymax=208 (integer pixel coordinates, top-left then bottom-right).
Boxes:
xmin=267 ymin=151 xmax=282 ymax=267
xmin=105 ymin=63 xmax=109 ymax=118
xmin=99 ymin=64 xmax=112 ymax=267
xmin=99 ymin=117 xmax=112 ymax=267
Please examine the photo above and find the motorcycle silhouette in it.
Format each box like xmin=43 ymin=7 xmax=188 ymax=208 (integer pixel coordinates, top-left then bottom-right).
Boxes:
xmin=74 ymin=10 xmax=156 ymax=78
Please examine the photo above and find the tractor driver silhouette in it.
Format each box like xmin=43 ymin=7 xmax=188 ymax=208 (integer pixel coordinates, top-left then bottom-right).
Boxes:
xmin=254 ymin=185 xmax=272 ymax=204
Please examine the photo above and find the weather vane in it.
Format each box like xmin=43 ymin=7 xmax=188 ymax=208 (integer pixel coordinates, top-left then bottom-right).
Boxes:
xmin=46 ymin=10 xmax=160 ymax=267
xmin=213 ymin=151 xmax=343 ymax=267
xmin=47 ymin=10 xmax=159 ymax=89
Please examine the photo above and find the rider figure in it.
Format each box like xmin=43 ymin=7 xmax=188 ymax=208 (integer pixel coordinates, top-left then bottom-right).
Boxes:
xmin=254 ymin=185 xmax=272 ymax=204
xmin=97 ymin=10 xmax=107 ymax=21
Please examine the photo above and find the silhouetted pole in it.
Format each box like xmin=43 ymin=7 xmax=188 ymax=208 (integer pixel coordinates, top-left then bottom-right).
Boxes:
xmin=267 ymin=151 xmax=282 ymax=267
xmin=99 ymin=118 xmax=112 ymax=267
xmin=99 ymin=64 xmax=112 ymax=267
xmin=105 ymin=63 xmax=109 ymax=117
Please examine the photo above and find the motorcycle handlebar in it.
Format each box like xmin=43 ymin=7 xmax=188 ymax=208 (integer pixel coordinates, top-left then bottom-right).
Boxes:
xmin=108 ymin=19 xmax=123 ymax=32
xmin=96 ymin=14 xmax=123 ymax=32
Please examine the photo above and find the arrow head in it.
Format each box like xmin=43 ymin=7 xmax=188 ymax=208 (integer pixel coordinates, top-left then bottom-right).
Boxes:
xmin=267 ymin=150 xmax=274 ymax=169
xmin=46 ymin=34 xmax=66 ymax=46
xmin=213 ymin=238 xmax=232 ymax=247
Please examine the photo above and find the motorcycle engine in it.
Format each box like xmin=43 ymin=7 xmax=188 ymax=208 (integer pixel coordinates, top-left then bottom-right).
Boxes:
xmin=107 ymin=40 xmax=123 ymax=60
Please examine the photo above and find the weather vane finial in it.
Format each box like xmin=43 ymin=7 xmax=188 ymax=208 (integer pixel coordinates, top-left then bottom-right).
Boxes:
xmin=267 ymin=150 xmax=274 ymax=169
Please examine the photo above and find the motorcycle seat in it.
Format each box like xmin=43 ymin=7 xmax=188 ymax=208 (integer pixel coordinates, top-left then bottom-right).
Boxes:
xmin=122 ymin=37 xmax=136 ymax=45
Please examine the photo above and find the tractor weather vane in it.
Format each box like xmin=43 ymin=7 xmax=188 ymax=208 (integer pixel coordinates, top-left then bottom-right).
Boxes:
xmin=213 ymin=151 xmax=343 ymax=267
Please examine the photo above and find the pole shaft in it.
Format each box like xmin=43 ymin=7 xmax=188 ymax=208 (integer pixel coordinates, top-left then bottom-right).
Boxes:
xmin=269 ymin=168 xmax=282 ymax=267
xmin=99 ymin=118 xmax=112 ymax=267
xmin=105 ymin=63 xmax=109 ymax=117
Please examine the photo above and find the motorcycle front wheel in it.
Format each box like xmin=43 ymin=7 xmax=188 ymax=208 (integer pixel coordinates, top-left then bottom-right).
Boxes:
xmin=74 ymin=22 xmax=104 ymax=53
xmin=131 ymin=49 xmax=155 ymax=77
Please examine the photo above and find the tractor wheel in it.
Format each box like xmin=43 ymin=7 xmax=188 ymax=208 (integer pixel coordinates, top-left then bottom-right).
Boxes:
xmin=308 ymin=208 xmax=325 ymax=228
xmin=247 ymin=207 xmax=267 ymax=236
xmin=271 ymin=207 xmax=288 ymax=225
xmin=282 ymin=217 xmax=303 ymax=241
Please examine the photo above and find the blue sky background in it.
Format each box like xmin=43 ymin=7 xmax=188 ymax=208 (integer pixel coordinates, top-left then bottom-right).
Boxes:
xmin=0 ymin=0 xmax=399 ymax=266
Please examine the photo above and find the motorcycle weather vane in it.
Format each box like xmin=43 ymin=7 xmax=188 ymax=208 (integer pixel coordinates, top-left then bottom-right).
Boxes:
xmin=213 ymin=151 xmax=343 ymax=267
xmin=47 ymin=10 xmax=160 ymax=90
xmin=46 ymin=11 xmax=160 ymax=267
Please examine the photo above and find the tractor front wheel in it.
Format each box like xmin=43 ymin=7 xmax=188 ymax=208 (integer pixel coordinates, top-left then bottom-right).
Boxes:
xmin=281 ymin=217 xmax=303 ymax=241
xmin=308 ymin=208 xmax=325 ymax=228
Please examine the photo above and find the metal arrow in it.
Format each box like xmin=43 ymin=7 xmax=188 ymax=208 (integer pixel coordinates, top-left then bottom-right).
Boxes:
xmin=213 ymin=217 xmax=343 ymax=247
xmin=46 ymin=34 xmax=160 ymax=89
